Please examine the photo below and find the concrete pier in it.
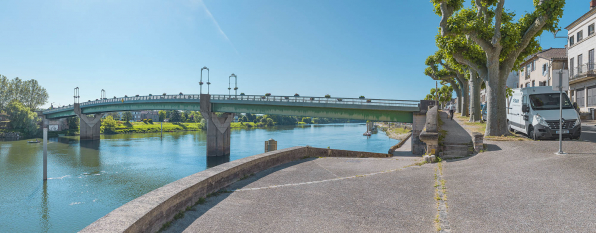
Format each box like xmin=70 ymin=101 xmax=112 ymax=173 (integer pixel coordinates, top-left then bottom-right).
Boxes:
xmin=74 ymin=103 xmax=105 ymax=140
xmin=200 ymin=94 xmax=234 ymax=156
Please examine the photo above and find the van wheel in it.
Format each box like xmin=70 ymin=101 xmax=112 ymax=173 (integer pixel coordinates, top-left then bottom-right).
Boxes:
xmin=528 ymin=125 xmax=536 ymax=140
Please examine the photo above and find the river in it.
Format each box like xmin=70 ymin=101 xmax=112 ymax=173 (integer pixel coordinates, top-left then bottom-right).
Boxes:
xmin=0 ymin=123 xmax=398 ymax=232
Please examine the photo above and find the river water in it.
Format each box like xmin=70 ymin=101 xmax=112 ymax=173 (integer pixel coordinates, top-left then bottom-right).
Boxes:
xmin=0 ymin=123 xmax=398 ymax=232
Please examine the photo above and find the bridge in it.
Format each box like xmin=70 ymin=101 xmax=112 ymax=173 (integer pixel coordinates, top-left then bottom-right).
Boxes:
xmin=42 ymin=94 xmax=423 ymax=156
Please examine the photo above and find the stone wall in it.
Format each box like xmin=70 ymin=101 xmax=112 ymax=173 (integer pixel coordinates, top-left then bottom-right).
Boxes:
xmin=80 ymin=147 xmax=391 ymax=233
xmin=419 ymin=106 xmax=439 ymax=156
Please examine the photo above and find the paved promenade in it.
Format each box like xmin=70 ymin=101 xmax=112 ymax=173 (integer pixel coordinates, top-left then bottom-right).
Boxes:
xmin=165 ymin=156 xmax=436 ymax=233
xmin=160 ymin=120 xmax=596 ymax=232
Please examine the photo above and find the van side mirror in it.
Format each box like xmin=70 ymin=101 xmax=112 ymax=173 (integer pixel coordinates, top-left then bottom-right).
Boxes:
xmin=522 ymin=104 xmax=530 ymax=113
xmin=573 ymin=102 xmax=578 ymax=109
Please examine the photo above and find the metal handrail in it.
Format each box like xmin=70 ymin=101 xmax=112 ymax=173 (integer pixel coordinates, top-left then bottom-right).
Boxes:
xmin=42 ymin=94 xmax=419 ymax=114
xmin=571 ymin=63 xmax=596 ymax=80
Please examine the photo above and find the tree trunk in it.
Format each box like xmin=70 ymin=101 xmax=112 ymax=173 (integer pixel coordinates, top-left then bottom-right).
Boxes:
xmin=460 ymin=81 xmax=469 ymax=117
xmin=469 ymin=71 xmax=482 ymax=122
xmin=485 ymin=61 xmax=508 ymax=136
xmin=450 ymin=80 xmax=462 ymax=114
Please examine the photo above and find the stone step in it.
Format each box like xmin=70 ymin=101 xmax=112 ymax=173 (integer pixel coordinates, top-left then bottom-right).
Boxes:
xmin=442 ymin=144 xmax=473 ymax=158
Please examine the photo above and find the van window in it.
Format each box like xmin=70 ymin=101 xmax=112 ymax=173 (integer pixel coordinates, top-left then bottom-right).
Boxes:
xmin=529 ymin=94 xmax=574 ymax=110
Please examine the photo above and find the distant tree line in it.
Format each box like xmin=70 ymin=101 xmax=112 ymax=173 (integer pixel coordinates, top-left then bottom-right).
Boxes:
xmin=0 ymin=74 xmax=49 ymax=138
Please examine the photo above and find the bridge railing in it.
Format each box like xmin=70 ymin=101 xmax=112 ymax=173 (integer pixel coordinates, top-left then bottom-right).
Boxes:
xmin=211 ymin=95 xmax=420 ymax=107
xmin=43 ymin=94 xmax=419 ymax=114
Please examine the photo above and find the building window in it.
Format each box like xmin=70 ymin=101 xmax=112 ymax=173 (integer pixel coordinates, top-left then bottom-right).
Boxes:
xmin=532 ymin=80 xmax=535 ymax=87
xmin=590 ymin=49 xmax=595 ymax=70
xmin=531 ymin=60 xmax=535 ymax=71
xmin=570 ymin=58 xmax=575 ymax=77
xmin=542 ymin=64 xmax=547 ymax=73
xmin=579 ymin=54 xmax=584 ymax=73
xmin=570 ymin=36 xmax=575 ymax=46
xmin=590 ymin=24 xmax=595 ymax=36
xmin=578 ymin=30 xmax=584 ymax=41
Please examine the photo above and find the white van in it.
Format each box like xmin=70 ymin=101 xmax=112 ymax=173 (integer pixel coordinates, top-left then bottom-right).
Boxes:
xmin=507 ymin=86 xmax=581 ymax=140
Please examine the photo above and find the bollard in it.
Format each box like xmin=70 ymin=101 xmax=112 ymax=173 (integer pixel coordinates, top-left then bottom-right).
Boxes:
xmin=264 ymin=138 xmax=277 ymax=152
xmin=43 ymin=128 xmax=48 ymax=181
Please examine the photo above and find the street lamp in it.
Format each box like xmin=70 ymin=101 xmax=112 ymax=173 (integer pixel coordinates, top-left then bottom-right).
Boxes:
xmin=200 ymin=66 xmax=210 ymax=94
xmin=230 ymin=73 xmax=238 ymax=98
xmin=228 ymin=74 xmax=232 ymax=98
xmin=101 ymin=89 xmax=106 ymax=100
xmin=74 ymin=87 xmax=80 ymax=104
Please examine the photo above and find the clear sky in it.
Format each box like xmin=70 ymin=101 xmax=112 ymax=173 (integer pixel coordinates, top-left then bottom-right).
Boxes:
xmin=0 ymin=0 xmax=588 ymax=108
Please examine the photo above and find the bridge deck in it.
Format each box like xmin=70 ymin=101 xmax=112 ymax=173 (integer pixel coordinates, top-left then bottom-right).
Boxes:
xmin=43 ymin=94 xmax=420 ymax=122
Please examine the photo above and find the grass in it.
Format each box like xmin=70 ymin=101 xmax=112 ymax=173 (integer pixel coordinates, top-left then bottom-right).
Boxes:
xmin=104 ymin=122 xmax=203 ymax=134
xmin=463 ymin=121 xmax=487 ymax=134
xmin=389 ymin=127 xmax=410 ymax=135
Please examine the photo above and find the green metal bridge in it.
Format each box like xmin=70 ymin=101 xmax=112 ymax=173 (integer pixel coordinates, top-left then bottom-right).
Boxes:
xmin=43 ymin=94 xmax=421 ymax=123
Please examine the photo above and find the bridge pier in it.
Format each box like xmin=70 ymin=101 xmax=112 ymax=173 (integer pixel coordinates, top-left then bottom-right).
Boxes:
xmin=200 ymin=94 xmax=235 ymax=156
xmin=74 ymin=104 xmax=105 ymax=140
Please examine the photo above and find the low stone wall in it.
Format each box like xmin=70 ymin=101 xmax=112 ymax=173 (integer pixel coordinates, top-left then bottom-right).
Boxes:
xmin=419 ymin=106 xmax=439 ymax=156
xmin=0 ymin=132 xmax=21 ymax=139
xmin=306 ymin=147 xmax=391 ymax=158
xmin=81 ymin=147 xmax=390 ymax=233
xmin=388 ymin=132 xmax=412 ymax=154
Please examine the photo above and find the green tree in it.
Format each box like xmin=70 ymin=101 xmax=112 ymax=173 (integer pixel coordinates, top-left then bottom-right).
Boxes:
xmin=158 ymin=110 xmax=167 ymax=122
xmin=245 ymin=113 xmax=255 ymax=121
xmin=266 ymin=118 xmax=274 ymax=126
xmin=170 ymin=110 xmax=182 ymax=122
xmin=301 ymin=117 xmax=312 ymax=124
xmin=67 ymin=117 xmax=79 ymax=131
xmin=122 ymin=111 xmax=133 ymax=122
xmin=20 ymin=79 xmax=48 ymax=111
xmin=0 ymin=75 xmax=9 ymax=111
xmin=432 ymin=0 xmax=565 ymax=136
xmin=5 ymin=100 xmax=39 ymax=137
xmin=102 ymin=115 xmax=119 ymax=134
xmin=108 ymin=112 xmax=120 ymax=120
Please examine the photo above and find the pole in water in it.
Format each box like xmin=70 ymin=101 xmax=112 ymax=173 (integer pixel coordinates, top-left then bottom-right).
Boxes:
xmin=556 ymin=68 xmax=566 ymax=155
xmin=43 ymin=128 xmax=48 ymax=180
xmin=161 ymin=121 xmax=163 ymax=138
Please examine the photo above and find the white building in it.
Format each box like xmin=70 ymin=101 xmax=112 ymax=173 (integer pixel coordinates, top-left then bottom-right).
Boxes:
xmin=518 ymin=48 xmax=567 ymax=88
xmin=566 ymin=1 xmax=596 ymax=112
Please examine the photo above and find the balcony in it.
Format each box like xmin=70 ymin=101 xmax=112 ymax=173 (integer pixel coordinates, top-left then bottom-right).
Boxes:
xmin=570 ymin=63 xmax=596 ymax=85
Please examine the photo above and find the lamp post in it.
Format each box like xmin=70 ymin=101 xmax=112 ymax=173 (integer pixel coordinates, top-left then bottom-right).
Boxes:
xmin=200 ymin=67 xmax=210 ymax=94
xmin=230 ymin=73 xmax=238 ymax=98
xmin=228 ymin=75 xmax=232 ymax=98
xmin=74 ymin=87 xmax=80 ymax=104
xmin=101 ymin=89 xmax=106 ymax=100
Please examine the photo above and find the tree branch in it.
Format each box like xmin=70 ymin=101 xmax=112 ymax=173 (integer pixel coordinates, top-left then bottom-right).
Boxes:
xmin=492 ymin=0 xmax=505 ymax=47
xmin=451 ymin=52 xmax=487 ymax=78
xmin=502 ymin=14 xmax=548 ymax=73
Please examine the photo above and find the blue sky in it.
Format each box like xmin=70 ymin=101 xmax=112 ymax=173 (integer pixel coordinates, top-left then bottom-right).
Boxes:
xmin=0 ymin=0 xmax=587 ymax=108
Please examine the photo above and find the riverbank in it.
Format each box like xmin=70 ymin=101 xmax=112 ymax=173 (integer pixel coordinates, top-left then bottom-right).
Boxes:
xmin=376 ymin=122 xmax=412 ymax=141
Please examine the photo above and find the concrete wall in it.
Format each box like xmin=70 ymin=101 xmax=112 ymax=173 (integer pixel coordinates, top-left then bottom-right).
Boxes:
xmin=80 ymin=147 xmax=390 ymax=233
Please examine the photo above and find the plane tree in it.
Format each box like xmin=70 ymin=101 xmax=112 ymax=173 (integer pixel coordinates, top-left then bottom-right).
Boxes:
xmin=425 ymin=54 xmax=468 ymax=116
xmin=431 ymin=0 xmax=565 ymax=136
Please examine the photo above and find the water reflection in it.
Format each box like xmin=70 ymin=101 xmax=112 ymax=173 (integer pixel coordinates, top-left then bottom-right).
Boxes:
xmin=1 ymin=123 xmax=396 ymax=233
xmin=40 ymin=182 xmax=50 ymax=233
xmin=206 ymin=155 xmax=230 ymax=168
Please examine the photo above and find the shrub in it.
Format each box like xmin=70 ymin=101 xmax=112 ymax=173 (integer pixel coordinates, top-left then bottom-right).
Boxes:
xmin=148 ymin=119 xmax=153 ymax=124
xmin=143 ymin=119 xmax=148 ymax=124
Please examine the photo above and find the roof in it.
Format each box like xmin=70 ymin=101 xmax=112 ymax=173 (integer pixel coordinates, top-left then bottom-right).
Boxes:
xmin=566 ymin=7 xmax=596 ymax=30
xmin=520 ymin=48 xmax=567 ymax=66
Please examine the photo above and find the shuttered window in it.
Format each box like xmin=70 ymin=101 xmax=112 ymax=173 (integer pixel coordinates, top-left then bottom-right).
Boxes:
xmin=577 ymin=88 xmax=585 ymax=108
xmin=588 ymin=86 xmax=596 ymax=107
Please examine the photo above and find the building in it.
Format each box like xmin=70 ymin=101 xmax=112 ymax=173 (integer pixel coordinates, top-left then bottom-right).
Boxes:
xmin=132 ymin=111 xmax=143 ymax=121
xmin=566 ymin=1 xmax=596 ymax=112
xmin=141 ymin=110 xmax=159 ymax=122
xmin=518 ymin=48 xmax=567 ymax=88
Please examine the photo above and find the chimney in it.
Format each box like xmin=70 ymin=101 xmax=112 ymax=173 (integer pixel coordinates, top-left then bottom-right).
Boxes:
xmin=592 ymin=0 xmax=596 ymax=10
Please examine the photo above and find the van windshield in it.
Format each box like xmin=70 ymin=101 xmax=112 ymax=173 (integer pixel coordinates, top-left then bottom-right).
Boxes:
xmin=529 ymin=93 xmax=574 ymax=110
